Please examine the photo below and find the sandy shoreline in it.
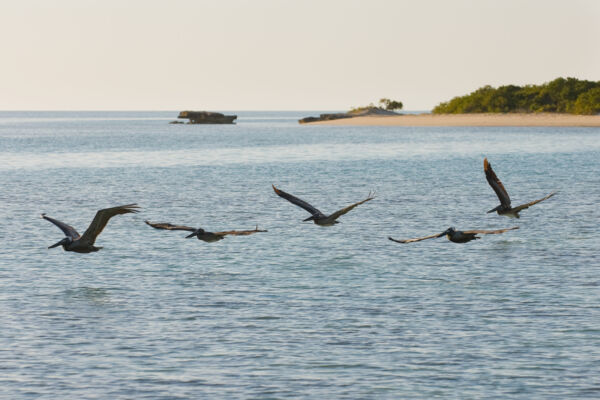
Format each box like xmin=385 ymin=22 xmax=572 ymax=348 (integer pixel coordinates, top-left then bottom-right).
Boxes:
xmin=308 ymin=113 xmax=600 ymax=127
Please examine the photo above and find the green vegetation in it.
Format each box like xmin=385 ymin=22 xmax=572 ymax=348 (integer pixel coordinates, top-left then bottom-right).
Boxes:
xmin=379 ymin=98 xmax=403 ymax=111
xmin=349 ymin=98 xmax=403 ymax=114
xmin=432 ymin=77 xmax=600 ymax=115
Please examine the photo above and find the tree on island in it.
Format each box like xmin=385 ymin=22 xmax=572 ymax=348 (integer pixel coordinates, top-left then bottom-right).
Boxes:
xmin=379 ymin=98 xmax=403 ymax=111
xmin=573 ymin=87 xmax=600 ymax=115
xmin=432 ymin=77 xmax=600 ymax=115
xmin=349 ymin=98 xmax=403 ymax=114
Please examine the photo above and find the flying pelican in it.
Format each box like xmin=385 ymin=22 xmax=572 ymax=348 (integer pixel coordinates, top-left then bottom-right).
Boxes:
xmin=272 ymin=185 xmax=374 ymax=226
xmin=42 ymin=204 xmax=140 ymax=253
xmin=484 ymin=158 xmax=555 ymax=218
xmin=388 ymin=226 xmax=518 ymax=244
xmin=145 ymin=221 xmax=267 ymax=242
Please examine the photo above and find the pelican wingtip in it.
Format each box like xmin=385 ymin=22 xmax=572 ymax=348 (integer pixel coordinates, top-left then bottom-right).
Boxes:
xmin=125 ymin=203 xmax=141 ymax=213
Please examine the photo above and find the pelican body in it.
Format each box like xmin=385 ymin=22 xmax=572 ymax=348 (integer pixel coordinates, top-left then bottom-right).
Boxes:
xmin=42 ymin=204 xmax=140 ymax=253
xmin=186 ymin=228 xmax=226 ymax=242
xmin=442 ymin=227 xmax=489 ymax=243
xmin=145 ymin=221 xmax=266 ymax=242
xmin=272 ymin=185 xmax=374 ymax=226
xmin=389 ymin=226 xmax=519 ymax=244
xmin=484 ymin=158 xmax=555 ymax=218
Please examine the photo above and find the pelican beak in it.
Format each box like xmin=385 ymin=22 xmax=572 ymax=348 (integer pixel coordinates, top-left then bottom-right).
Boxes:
xmin=48 ymin=239 xmax=65 ymax=249
xmin=185 ymin=231 xmax=198 ymax=238
xmin=303 ymin=215 xmax=315 ymax=222
xmin=487 ymin=206 xmax=499 ymax=214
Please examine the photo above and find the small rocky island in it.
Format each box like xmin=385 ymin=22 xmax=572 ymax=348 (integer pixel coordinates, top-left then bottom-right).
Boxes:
xmin=299 ymin=98 xmax=403 ymax=124
xmin=299 ymin=107 xmax=399 ymax=124
xmin=171 ymin=111 xmax=237 ymax=124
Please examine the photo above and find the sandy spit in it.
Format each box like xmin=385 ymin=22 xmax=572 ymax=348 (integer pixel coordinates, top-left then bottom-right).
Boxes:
xmin=307 ymin=113 xmax=600 ymax=127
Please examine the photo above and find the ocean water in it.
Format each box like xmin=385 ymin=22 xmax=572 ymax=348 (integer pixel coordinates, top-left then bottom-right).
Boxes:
xmin=0 ymin=111 xmax=599 ymax=399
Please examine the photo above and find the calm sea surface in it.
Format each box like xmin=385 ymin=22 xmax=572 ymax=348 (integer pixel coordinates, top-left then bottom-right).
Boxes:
xmin=1 ymin=111 xmax=599 ymax=399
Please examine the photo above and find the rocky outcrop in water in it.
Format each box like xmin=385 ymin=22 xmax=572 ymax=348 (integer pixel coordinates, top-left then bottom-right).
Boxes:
xmin=176 ymin=111 xmax=237 ymax=124
xmin=299 ymin=107 xmax=399 ymax=124
xmin=299 ymin=113 xmax=353 ymax=124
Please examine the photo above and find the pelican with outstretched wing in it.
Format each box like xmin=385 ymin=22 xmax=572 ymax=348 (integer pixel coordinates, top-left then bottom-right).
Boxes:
xmin=484 ymin=158 xmax=555 ymax=218
xmin=272 ymin=185 xmax=374 ymax=226
xmin=42 ymin=204 xmax=140 ymax=253
xmin=389 ymin=226 xmax=519 ymax=244
xmin=145 ymin=220 xmax=266 ymax=242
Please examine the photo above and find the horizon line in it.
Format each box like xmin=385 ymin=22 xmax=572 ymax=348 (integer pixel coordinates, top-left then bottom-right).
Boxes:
xmin=0 ymin=109 xmax=433 ymax=113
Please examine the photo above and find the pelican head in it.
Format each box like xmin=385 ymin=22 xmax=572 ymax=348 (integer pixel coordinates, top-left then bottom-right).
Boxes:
xmin=186 ymin=228 xmax=205 ymax=238
xmin=48 ymin=237 xmax=71 ymax=249
xmin=443 ymin=227 xmax=456 ymax=236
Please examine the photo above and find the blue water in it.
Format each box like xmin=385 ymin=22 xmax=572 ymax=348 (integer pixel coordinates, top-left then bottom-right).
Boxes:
xmin=1 ymin=111 xmax=599 ymax=399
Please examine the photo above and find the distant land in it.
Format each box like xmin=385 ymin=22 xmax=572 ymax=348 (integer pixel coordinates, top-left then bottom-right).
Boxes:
xmin=299 ymin=98 xmax=403 ymax=123
xmin=300 ymin=77 xmax=600 ymax=126
xmin=304 ymin=113 xmax=600 ymax=127
xmin=433 ymin=77 xmax=600 ymax=115
xmin=170 ymin=111 xmax=237 ymax=124
xmin=299 ymin=107 xmax=399 ymax=124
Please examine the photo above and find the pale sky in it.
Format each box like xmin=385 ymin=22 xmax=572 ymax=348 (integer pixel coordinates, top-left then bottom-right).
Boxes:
xmin=1 ymin=0 xmax=599 ymax=111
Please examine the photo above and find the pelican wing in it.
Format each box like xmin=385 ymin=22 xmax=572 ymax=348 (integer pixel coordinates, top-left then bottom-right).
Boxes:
xmin=463 ymin=226 xmax=519 ymax=235
xmin=511 ymin=192 xmax=556 ymax=213
xmin=388 ymin=232 xmax=445 ymax=243
xmin=145 ymin=220 xmax=196 ymax=232
xmin=79 ymin=204 xmax=140 ymax=245
xmin=328 ymin=192 xmax=375 ymax=221
xmin=214 ymin=226 xmax=268 ymax=236
xmin=272 ymin=185 xmax=323 ymax=216
xmin=41 ymin=214 xmax=81 ymax=239
xmin=484 ymin=158 xmax=511 ymax=207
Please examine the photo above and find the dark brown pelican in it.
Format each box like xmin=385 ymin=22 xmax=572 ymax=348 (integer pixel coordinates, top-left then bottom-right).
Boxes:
xmin=389 ymin=226 xmax=518 ymax=244
xmin=145 ymin=221 xmax=267 ymax=242
xmin=272 ymin=185 xmax=374 ymax=226
xmin=484 ymin=158 xmax=555 ymax=218
xmin=42 ymin=204 xmax=140 ymax=253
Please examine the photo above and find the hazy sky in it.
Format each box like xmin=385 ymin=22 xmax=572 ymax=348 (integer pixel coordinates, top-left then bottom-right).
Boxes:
xmin=1 ymin=0 xmax=599 ymax=110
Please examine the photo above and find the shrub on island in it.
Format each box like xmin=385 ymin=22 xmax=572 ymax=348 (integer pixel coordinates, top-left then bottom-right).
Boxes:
xmin=349 ymin=98 xmax=403 ymax=114
xmin=433 ymin=77 xmax=600 ymax=115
